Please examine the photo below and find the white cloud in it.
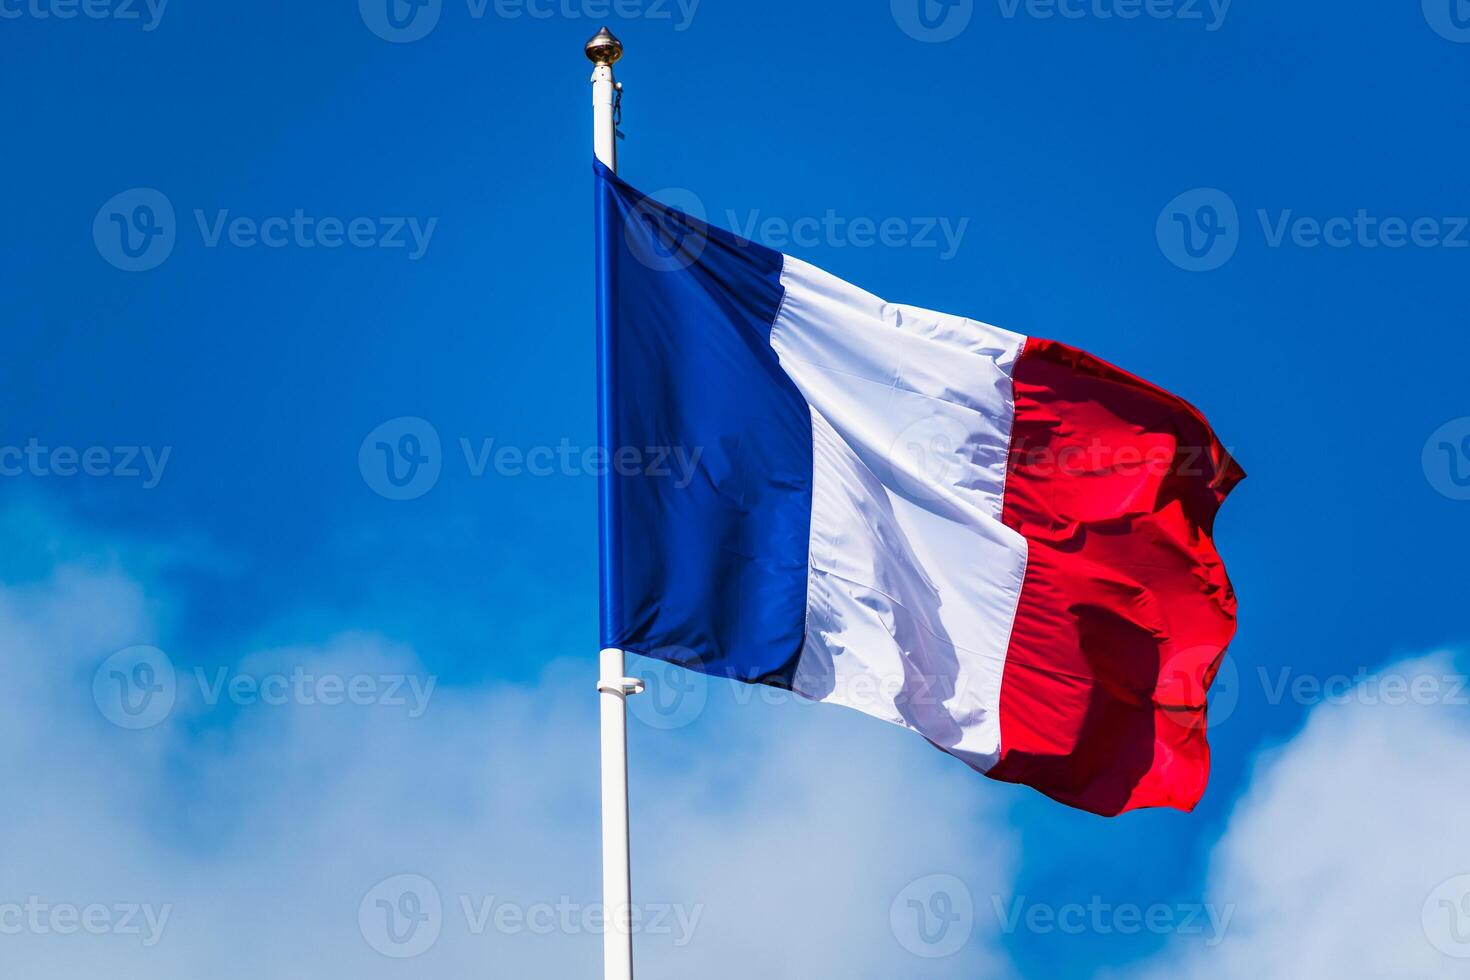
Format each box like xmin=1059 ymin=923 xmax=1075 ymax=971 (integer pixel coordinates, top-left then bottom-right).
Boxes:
xmin=1130 ymin=653 xmax=1470 ymax=979
xmin=0 ymin=518 xmax=1019 ymax=978
xmin=13 ymin=510 xmax=1469 ymax=980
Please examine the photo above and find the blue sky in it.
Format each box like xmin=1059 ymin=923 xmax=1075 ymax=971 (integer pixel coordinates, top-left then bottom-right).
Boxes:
xmin=2 ymin=1 xmax=1470 ymax=977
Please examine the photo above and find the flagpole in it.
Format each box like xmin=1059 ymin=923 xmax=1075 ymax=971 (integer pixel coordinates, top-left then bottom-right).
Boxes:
xmin=588 ymin=26 xmax=640 ymax=980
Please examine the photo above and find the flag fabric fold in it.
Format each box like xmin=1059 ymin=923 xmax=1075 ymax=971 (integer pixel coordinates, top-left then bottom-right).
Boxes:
xmin=596 ymin=161 xmax=1244 ymax=816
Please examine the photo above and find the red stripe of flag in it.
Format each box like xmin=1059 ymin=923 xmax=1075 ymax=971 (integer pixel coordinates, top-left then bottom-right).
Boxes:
xmin=987 ymin=338 xmax=1246 ymax=816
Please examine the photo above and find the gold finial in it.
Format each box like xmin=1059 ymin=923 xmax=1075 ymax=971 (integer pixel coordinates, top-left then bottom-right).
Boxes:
xmin=585 ymin=27 xmax=624 ymax=66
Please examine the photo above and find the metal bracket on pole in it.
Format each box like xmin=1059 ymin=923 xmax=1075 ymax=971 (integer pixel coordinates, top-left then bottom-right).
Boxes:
xmin=597 ymin=677 xmax=646 ymax=697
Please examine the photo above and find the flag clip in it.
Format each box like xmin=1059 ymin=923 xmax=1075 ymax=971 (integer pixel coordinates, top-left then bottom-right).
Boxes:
xmin=597 ymin=676 xmax=645 ymax=697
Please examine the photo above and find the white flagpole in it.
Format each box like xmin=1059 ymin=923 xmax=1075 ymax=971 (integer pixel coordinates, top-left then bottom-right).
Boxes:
xmin=588 ymin=26 xmax=641 ymax=980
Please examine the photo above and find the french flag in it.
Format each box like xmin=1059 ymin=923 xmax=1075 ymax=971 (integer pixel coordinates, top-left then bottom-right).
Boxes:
xmin=596 ymin=162 xmax=1244 ymax=817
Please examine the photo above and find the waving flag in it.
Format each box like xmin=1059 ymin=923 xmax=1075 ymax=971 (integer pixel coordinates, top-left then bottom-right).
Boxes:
xmin=596 ymin=162 xmax=1244 ymax=816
